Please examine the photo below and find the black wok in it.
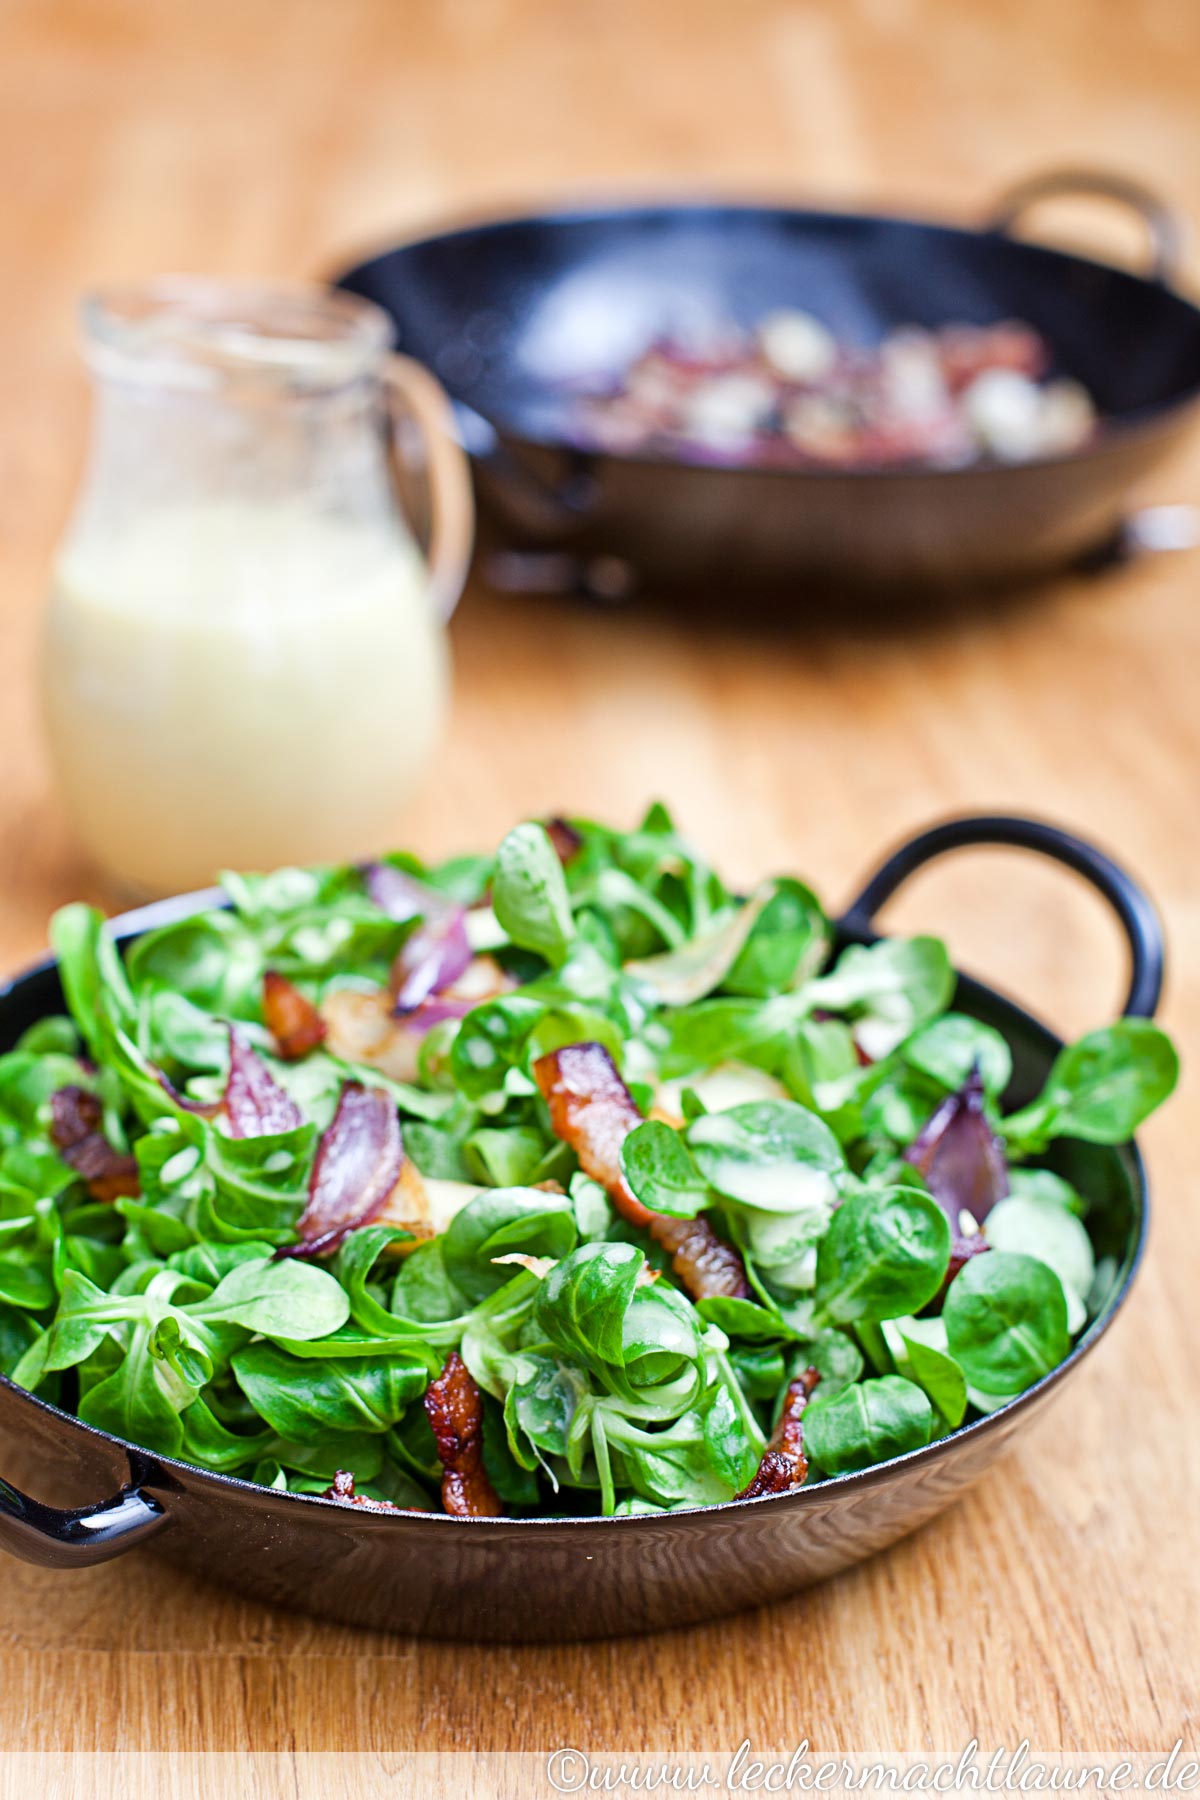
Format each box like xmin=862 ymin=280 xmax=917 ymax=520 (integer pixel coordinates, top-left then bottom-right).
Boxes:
xmin=0 ymin=816 xmax=1164 ymax=1639
xmin=337 ymin=171 xmax=1200 ymax=594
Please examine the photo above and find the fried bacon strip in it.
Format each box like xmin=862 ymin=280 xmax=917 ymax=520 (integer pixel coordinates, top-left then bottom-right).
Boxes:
xmin=262 ymin=971 xmax=327 ymax=1060
xmin=49 ymin=1086 xmax=140 ymax=1202
xmin=424 ymin=1351 xmax=504 ymax=1518
xmin=735 ymin=1366 xmax=821 ymax=1499
xmin=321 ymin=1470 xmax=406 ymax=1514
xmin=532 ymin=1042 xmax=750 ymax=1301
xmin=280 ymin=1081 xmax=404 ymax=1259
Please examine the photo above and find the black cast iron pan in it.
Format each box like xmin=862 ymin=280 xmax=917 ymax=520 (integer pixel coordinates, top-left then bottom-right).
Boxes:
xmin=0 ymin=817 xmax=1164 ymax=1639
xmin=336 ymin=170 xmax=1200 ymax=596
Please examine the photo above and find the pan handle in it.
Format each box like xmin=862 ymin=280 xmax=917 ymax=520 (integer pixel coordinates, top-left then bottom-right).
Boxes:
xmin=0 ymin=1471 xmax=168 ymax=1568
xmin=985 ymin=169 xmax=1186 ymax=288
xmin=454 ymin=401 xmax=600 ymax=533
xmin=839 ymin=815 xmax=1165 ymax=1020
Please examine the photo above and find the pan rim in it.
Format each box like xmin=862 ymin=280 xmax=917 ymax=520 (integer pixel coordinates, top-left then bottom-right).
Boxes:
xmin=0 ymin=890 xmax=1151 ymax=1533
xmin=334 ymin=191 xmax=1200 ymax=479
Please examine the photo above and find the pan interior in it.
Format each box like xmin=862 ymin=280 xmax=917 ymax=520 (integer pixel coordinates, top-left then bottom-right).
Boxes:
xmin=339 ymin=206 xmax=1200 ymax=445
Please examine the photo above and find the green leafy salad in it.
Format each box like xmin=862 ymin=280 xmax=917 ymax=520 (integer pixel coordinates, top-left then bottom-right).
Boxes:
xmin=0 ymin=808 xmax=1178 ymax=1518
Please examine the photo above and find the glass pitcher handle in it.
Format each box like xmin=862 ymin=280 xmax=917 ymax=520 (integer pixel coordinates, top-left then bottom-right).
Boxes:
xmin=384 ymin=355 xmax=475 ymax=622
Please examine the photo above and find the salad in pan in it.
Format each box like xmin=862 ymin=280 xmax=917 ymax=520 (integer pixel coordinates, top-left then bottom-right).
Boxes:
xmin=0 ymin=810 xmax=1178 ymax=1518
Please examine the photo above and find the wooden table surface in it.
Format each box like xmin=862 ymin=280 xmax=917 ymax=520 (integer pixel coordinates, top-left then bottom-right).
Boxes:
xmin=2 ymin=0 xmax=1199 ymax=1784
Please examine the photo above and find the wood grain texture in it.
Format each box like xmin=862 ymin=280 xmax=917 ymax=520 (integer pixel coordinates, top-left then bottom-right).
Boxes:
xmin=1 ymin=0 xmax=1198 ymax=1770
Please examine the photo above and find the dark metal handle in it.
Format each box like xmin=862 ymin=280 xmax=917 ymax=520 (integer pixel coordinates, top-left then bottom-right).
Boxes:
xmin=455 ymin=401 xmax=599 ymax=533
xmin=840 ymin=814 xmax=1165 ymax=1019
xmin=985 ymin=168 xmax=1186 ymax=287
xmin=0 ymin=1475 xmax=168 ymax=1568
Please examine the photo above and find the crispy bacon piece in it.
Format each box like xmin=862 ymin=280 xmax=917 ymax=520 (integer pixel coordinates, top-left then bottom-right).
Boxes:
xmin=263 ymin=971 xmax=327 ymax=1060
xmin=321 ymin=1470 xmax=406 ymax=1513
xmin=49 ymin=1086 xmax=140 ymax=1202
xmin=736 ymin=1366 xmax=821 ymax=1499
xmin=532 ymin=1042 xmax=750 ymax=1301
xmin=281 ymin=1081 xmax=403 ymax=1259
xmin=424 ymin=1351 xmax=504 ymax=1518
xmin=904 ymin=1065 xmax=1008 ymax=1229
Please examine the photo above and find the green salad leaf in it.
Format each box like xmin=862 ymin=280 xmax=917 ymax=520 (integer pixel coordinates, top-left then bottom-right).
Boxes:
xmin=0 ymin=811 xmax=1174 ymax=1514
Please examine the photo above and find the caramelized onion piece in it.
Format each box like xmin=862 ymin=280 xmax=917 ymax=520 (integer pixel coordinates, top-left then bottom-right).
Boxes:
xmin=931 ymin=1229 xmax=991 ymax=1310
xmin=532 ymin=1042 xmax=750 ymax=1300
xmin=391 ymin=910 xmax=472 ymax=1014
xmin=224 ymin=1027 xmax=304 ymax=1139
xmin=155 ymin=1029 xmax=299 ymax=1134
xmin=263 ymin=971 xmax=327 ymax=1061
xmin=49 ymin=1086 xmax=140 ymax=1202
xmin=283 ymin=1081 xmax=403 ymax=1259
xmin=365 ymin=860 xmax=477 ymax=1014
xmin=321 ymin=1470 xmax=406 ymax=1513
xmin=155 ymin=1070 xmax=223 ymax=1119
xmin=904 ymin=1065 xmax=1008 ymax=1229
xmin=364 ymin=862 xmax=438 ymax=922
xmin=424 ymin=1351 xmax=504 ymax=1517
xmin=736 ymin=1366 xmax=820 ymax=1499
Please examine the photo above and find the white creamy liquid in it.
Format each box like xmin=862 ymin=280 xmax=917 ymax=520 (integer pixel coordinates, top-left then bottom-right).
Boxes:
xmin=44 ymin=501 xmax=450 ymax=894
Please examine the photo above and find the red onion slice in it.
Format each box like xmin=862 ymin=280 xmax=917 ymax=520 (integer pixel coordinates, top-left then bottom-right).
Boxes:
xmin=904 ymin=1065 xmax=1008 ymax=1230
xmin=364 ymin=863 xmax=447 ymax=924
xmin=391 ymin=911 xmax=473 ymax=1014
xmin=284 ymin=1081 xmax=403 ymax=1259
xmin=224 ymin=1027 xmax=304 ymax=1140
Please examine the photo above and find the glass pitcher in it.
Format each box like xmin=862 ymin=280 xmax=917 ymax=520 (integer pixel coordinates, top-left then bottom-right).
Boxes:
xmin=43 ymin=278 xmax=473 ymax=896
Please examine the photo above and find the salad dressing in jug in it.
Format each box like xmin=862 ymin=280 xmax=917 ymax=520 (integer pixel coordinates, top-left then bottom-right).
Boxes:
xmin=43 ymin=281 xmax=472 ymax=895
